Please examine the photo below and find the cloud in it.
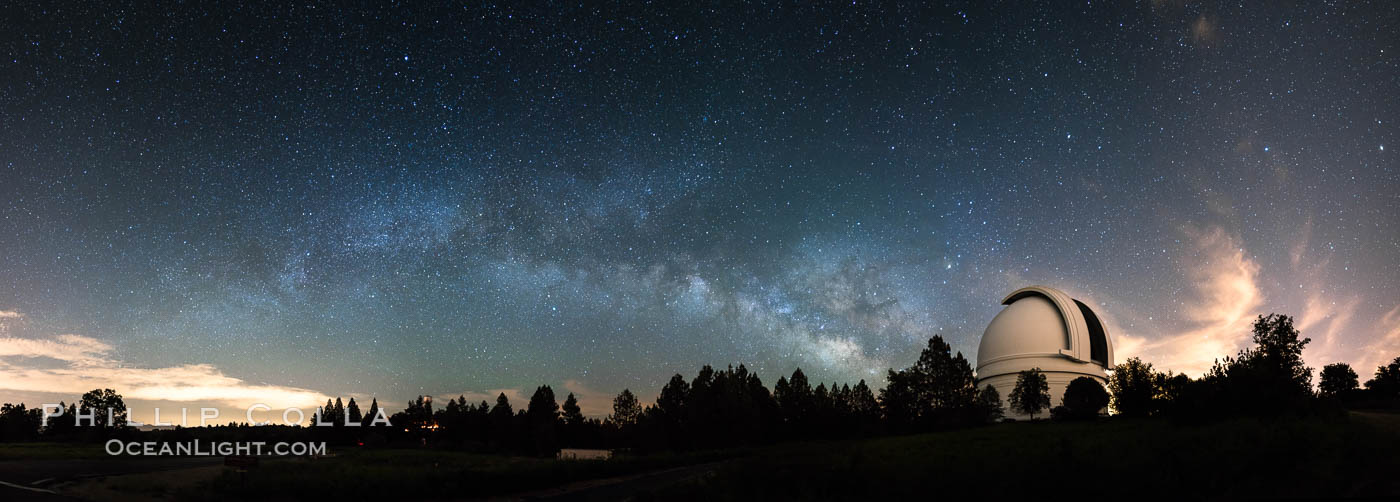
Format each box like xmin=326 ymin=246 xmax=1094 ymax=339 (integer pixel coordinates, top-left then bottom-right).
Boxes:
xmin=0 ymin=334 xmax=113 ymax=363
xmin=0 ymin=310 xmax=20 ymax=335
xmin=560 ymin=379 xmax=621 ymax=418
xmin=1291 ymin=229 xmax=1364 ymax=371
xmin=1277 ymin=219 xmax=1393 ymax=385
xmin=1115 ymin=227 xmax=1262 ymax=376
xmin=1353 ymin=305 xmax=1400 ymax=379
xmin=1190 ymin=14 xmax=1220 ymax=47
xmin=1297 ymin=294 xmax=1359 ymax=370
xmin=0 ymin=333 xmax=327 ymax=410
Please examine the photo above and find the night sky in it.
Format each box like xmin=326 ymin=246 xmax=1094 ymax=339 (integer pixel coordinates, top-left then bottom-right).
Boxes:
xmin=2 ymin=1 xmax=1397 ymax=420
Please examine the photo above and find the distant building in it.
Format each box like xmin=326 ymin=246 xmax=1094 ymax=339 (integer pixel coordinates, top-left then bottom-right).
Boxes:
xmin=975 ymin=285 xmax=1113 ymax=420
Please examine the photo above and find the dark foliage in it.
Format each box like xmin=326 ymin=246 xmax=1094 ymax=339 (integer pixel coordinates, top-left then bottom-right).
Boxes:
xmin=1319 ymin=363 xmax=1359 ymax=398
xmin=0 ymin=403 xmax=42 ymax=442
xmin=975 ymin=385 xmax=1003 ymax=423
xmin=79 ymin=388 xmax=128 ymax=430
xmin=1191 ymin=314 xmax=1314 ymax=417
xmin=1108 ymin=357 xmax=1156 ymax=417
xmin=1055 ymin=377 xmax=1109 ymax=420
xmin=878 ymin=336 xmax=981 ymax=431
xmin=4 ymin=321 xmax=1395 ymax=464
xmin=1366 ymin=357 xmax=1400 ymax=400
xmin=1009 ymin=368 xmax=1051 ymax=420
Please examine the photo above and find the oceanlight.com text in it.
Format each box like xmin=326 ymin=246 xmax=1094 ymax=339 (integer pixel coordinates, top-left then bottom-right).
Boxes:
xmin=104 ymin=440 xmax=327 ymax=456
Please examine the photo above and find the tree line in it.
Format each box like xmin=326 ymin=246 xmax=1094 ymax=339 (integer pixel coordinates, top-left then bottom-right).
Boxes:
xmin=4 ymin=313 xmax=1400 ymax=452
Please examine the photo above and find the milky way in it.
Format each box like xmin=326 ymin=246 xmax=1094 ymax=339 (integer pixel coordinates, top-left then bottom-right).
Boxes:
xmin=1 ymin=2 xmax=1396 ymax=417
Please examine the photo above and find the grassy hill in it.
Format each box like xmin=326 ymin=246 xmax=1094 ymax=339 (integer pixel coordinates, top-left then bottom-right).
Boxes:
xmin=19 ymin=411 xmax=1400 ymax=500
xmin=634 ymin=412 xmax=1400 ymax=500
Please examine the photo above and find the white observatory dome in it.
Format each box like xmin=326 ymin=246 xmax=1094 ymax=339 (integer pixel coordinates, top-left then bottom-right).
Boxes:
xmin=975 ymin=285 xmax=1113 ymax=420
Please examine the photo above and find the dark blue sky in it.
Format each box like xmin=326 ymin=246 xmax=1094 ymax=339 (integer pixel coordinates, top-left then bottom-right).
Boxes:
xmin=1 ymin=1 xmax=1395 ymax=418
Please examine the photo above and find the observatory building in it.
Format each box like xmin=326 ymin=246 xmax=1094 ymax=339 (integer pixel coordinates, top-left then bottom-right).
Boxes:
xmin=975 ymin=285 xmax=1113 ymax=420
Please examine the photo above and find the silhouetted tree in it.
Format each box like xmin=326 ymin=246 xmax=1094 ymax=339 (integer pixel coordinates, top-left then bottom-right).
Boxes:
xmin=313 ymin=399 xmax=332 ymax=427
xmin=527 ymin=385 xmax=559 ymax=455
xmin=489 ymin=393 xmax=513 ymax=421
xmin=775 ymin=369 xmax=813 ymax=434
xmin=558 ymin=393 xmax=585 ymax=447
xmin=911 ymin=336 xmax=979 ymax=425
xmin=561 ymin=393 xmax=584 ymax=425
xmin=1365 ymin=356 xmax=1400 ymax=400
xmin=435 ymin=396 xmax=471 ymax=447
xmin=1153 ymin=371 xmax=1192 ymax=416
xmin=471 ymin=400 xmax=491 ymax=446
xmin=1319 ymin=363 xmax=1359 ymax=398
xmin=833 ymin=383 xmax=853 ymax=419
xmin=389 ymin=396 xmax=434 ymax=443
xmin=42 ymin=402 xmax=77 ymax=438
xmin=612 ymin=389 xmax=641 ymax=427
xmin=738 ymin=364 xmax=778 ymax=444
xmin=488 ymin=393 xmax=514 ymax=449
xmin=347 ymin=398 xmax=363 ymax=425
xmin=1056 ymin=377 xmax=1109 ymax=420
xmin=1108 ymin=357 xmax=1157 ymax=417
xmin=332 ymin=397 xmax=346 ymax=428
xmin=877 ymin=336 xmax=980 ymax=431
xmin=1206 ymin=314 xmax=1314 ymax=415
xmin=879 ymin=368 xmax=920 ymax=431
xmin=1009 ymin=368 xmax=1050 ymax=420
xmin=1251 ymin=314 xmax=1314 ymax=390
xmin=79 ymin=388 xmax=128 ymax=431
xmin=0 ymin=403 xmax=43 ymax=442
xmin=362 ymin=398 xmax=382 ymax=427
xmin=406 ymin=396 xmax=434 ymax=430
xmin=653 ymin=374 xmax=691 ymax=448
xmin=976 ymin=385 xmax=1004 ymax=423
xmin=681 ymin=364 xmax=776 ymax=447
xmin=849 ymin=379 xmax=880 ymax=434
xmin=657 ymin=374 xmax=690 ymax=419
xmin=812 ymin=383 xmax=832 ymax=430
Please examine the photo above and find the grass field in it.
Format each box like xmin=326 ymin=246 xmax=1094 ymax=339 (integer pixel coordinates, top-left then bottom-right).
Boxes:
xmin=24 ymin=411 xmax=1400 ymax=500
xmin=176 ymin=446 xmax=737 ymax=500
xmin=0 ymin=441 xmax=111 ymax=460
xmin=633 ymin=412 xmax=1400 ymax=500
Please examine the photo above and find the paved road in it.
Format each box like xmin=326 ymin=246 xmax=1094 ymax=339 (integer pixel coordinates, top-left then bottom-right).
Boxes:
xmin=0 ymin=457 xmax=223 ymax=501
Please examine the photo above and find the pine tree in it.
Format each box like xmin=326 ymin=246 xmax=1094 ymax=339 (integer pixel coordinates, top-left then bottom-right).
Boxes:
xmin=911 ymin=336 xmax=979 ymax=423
xmin=779 ymin=368 xmax=813 ymax=432
xmin=489 ymin=392 xmax=514 ymax=441
xmin=612 ymin=389 xmax=641 ymax=427
xmin=347 ymin=398 xmax=362 ymax=425
xmin=362 ymin=398 xmax=381 ymax=427
xmin=657 ymin=374 xmax=690 ymax=419
xmin=851 ymin=380 xmax=879 ymax=422
xmin=879 ymin=368 xmax=920 ymax=430
xmin=333 ymin=397 xmax=346 ymax=427
xmin=527 ymin=386 xmax=560 ymax=455
xmin=562 ymin=393 xmax=584 ymax=425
